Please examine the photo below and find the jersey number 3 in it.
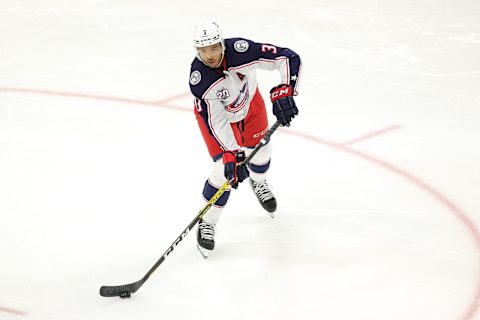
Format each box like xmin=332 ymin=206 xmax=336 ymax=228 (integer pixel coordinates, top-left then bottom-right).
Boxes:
xmin=261 ymin=44 xmax=277 ymax=54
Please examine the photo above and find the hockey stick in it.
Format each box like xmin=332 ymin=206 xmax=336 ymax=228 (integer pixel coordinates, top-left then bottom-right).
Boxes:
xmin=99 ymin=120 xmax=281 ymax=298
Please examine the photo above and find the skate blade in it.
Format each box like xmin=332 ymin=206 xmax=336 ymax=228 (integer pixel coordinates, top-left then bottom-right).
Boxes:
xmin=196 ymin=244 xmax=212 ymax=259
xmin=268 ymin=212 xmax=275 ymax=219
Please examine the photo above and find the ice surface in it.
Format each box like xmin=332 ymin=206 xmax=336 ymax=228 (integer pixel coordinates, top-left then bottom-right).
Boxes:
xmin=1 ymin=1 xmax=480 ymax=319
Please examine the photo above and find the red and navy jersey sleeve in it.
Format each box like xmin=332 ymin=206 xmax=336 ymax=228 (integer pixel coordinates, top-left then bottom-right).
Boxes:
xmin=225 ymin=38 xmax=302 ymax=92
xmin=189 ymin=58 xmax=240 ymax=154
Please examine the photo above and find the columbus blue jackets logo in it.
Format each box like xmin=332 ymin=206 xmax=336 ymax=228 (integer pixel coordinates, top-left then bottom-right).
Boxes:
xmin=234 ymin=40 xmax=249 ymax=53
xmin=226 ymin=83 xmax=249 ymax=113
xmin=190 ymin=70 xmax=201 ymax=85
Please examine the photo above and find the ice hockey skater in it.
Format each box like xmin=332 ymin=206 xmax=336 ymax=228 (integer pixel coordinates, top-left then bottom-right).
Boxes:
xmin=189 ymin=21 xmax=302 ymax=258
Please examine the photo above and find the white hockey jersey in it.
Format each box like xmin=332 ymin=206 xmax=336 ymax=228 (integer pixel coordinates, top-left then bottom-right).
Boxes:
xmin=189 ymin=37 xmax=301 ymax=157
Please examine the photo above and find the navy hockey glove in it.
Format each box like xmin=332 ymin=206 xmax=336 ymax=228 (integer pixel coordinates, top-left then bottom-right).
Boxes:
xmin=270 ymin=84 xmax=299 ymax=127
xmin=223 ymin=150 xmax=249 ymax=189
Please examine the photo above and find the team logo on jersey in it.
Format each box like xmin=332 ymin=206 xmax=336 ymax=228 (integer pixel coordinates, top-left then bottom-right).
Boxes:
xmin=226 ymin=83 xmax=249 ymax=113
xmin=190 ymin=70 xmax=201 ymax=85
xmin=234 ymin=40 xmax=249 ymax=53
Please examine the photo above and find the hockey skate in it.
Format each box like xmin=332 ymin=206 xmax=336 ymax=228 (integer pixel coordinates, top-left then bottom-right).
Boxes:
xmin=196 ymin=219 xmax=216 ymax=259
xmin=249 ymin=178 xmax=277 ymax=218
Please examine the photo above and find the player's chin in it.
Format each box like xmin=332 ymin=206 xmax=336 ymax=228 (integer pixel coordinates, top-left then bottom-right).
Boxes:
xmin=207 ymin=61 xmax=217 ymax=68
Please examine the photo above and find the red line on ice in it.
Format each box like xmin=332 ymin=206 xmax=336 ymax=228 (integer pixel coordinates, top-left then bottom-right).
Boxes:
xmin=0 ymin=87 xmax=190 ymax=112
xmin=0 ymin=306 xmax=27 ymax=316
xmin=285 ymin=130 xmax=480 ymax=320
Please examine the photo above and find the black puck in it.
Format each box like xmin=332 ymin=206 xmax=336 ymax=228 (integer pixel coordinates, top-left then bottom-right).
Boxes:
xmin=119 ymin=291 xmax=131 ymax=298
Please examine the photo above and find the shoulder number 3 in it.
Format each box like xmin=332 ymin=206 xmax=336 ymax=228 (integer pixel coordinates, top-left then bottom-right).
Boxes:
xmin=261 ymin=44 xmax=277 ymax=54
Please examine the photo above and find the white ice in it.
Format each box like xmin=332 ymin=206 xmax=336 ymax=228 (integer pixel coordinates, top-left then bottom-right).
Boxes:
xmin=1 ymin=1 xmax=480 ymax=319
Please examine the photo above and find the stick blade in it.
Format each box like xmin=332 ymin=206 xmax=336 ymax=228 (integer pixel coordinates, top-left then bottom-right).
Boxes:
xmin=99 ymin=281 xmax=142 ymax=298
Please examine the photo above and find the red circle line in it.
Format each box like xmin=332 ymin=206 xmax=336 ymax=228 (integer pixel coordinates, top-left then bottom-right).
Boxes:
xmin=283 ymin=131 xmax=480 ymax=320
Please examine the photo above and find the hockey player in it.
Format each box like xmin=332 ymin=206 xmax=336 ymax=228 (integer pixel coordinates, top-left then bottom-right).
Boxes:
xmin=189 ymin=21 xmax=301 ymax=257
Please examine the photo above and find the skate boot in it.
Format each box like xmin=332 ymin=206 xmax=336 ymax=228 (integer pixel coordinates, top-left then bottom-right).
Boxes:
xmin=249 ymin=179 xmax=277 ymax=217
xmin=197 ymin=219 xmax=216 ymax=259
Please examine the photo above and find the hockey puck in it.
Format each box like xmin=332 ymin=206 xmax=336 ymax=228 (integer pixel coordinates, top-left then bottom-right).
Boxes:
xmin=119 ymin=291 xmax=131 ymax=298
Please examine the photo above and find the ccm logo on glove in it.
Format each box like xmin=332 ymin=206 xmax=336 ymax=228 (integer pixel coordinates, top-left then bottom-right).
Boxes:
xmin=270 ymin=86 xmax=292 ymax=100
xmin=270 ymin=84 xmax=299 ymax=127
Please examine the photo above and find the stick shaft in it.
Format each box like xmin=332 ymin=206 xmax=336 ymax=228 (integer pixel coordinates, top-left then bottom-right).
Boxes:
xmin=99 ymin=121 xmax=281 ymax=297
